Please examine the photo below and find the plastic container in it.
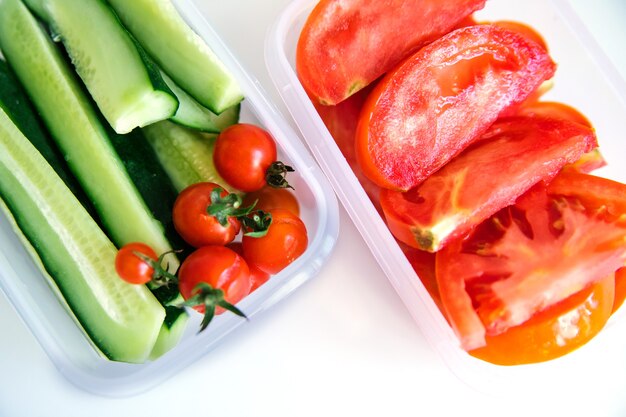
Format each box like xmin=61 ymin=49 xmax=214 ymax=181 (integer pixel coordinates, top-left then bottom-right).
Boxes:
xmin=265 ymin=0 xmax=626 ymax=394
xmin=0 ymin=0 xmax=339 ymax=397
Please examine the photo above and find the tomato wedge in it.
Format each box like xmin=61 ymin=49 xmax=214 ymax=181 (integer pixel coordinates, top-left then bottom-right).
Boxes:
xmin=355 ymin=24 xmax=556 ymax=191
xmin=314 ymin=83 xmax=382 ymax=211
xmin=380 ymin=116 xmax=596 ymax=252
xmin=469 ymin=274 xmax=615 ymax=365
xmin=296 ymin=0 xmax=486 ymax=105
xmin=436 ymin=183 xmax=626 ymax=350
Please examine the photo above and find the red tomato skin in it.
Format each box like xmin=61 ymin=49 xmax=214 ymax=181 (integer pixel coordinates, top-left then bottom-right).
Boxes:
xmin=172 ymin=182 xmax=241 ymax=248
xmin=380 ymin=116 xmax=597 ymax=252
xmin=313 ymin=83 xmax=382 ymax=213
xmin=355 ymin=24 xmax=556 ymax=191
xmin=242 ymin=186 xmax=301 ymax=217
xmin=213 ymin=124 xmax=277 ymax=192
xmin=614 ymin=267 xmax=626 ymax=314
xmin=242 ymin=209 xmax=308 ymax=275
xmin=296 ymin=0 xmax=486 ymax=105
xmin=470 ymin=274 xmax=615 ymax=365
xmin=228 ymin=242 xmax=271 ymax=292
xmin=178 ymin=246 xmax=251 ymax=315
xmin=115 ymin=242 xmax=158 ymax=285
xmin=436 ymin=183 xmax=626 ymax=351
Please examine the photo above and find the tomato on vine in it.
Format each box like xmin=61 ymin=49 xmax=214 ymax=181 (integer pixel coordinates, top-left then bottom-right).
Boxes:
xmin=213 ymin=123 xmax=294 ymax=192
xmin=172 ymin=182 xmax=256 ymax=247
xmin=115 ymin=242 xmax=158 ymax=285
xmin=178 ymin=245 xmax=251 ymax=331
xmin=242 ymin=209 xmax=308 ymax=274
xmin=242 ymin=186 xmax=300 ymax=217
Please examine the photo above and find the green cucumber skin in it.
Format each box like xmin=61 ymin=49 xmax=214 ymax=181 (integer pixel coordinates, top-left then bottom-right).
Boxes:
xmin=161 ymin=70 xmax=240 ymax=133
xmin=0 ymin=0 xmax=178 ymax=269
xmin=0 ymin=59 xmax=97 ymax=218
xmin=0 ymin=100 xmax=165 ymax=363
xmin=105 ymin=0 xmax=244 ymax=114
xmin=142 ymin=121 xmax=237 ymax=193
xmin=22 ymin=0 xmax=179 ymax=134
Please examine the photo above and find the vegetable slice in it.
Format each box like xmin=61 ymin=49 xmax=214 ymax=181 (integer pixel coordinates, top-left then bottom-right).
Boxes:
xmin=296 ymin=0 xmax=487 ymax=105
xmin=0 ymin=0 xmax=178 ymax=269
xmin=106 ymin=0 xmax=243 ymax=114
xmin=23 ymin=0 xmax=179 ymax=134
xmin=355 ymin=24 xmax=556 ymax=191
xmin=380 ymin=116 xmax=597 ymax=252
xmin=436 ymin=183 xmax=626 ymax=350
xmin=0 ymin=92 xmax=164 ymax=363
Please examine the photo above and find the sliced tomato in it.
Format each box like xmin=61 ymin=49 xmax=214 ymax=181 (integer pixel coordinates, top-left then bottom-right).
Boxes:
xmin=314 ymin=83 xmax=382 ymax=211
xmin=547 ymin=170 xmax=626 ymax=222
xmin=469 ymin=274 xmax=615 ymax=365
xmin=399 ymin=242 xmax=442 ymax=312
xmin=355 ymin=24 xmax=556 ymax=191
xmin=489 ymin=20 xmax=548 ymax=50
xmin=614 ymin=267 xmax=626 ymax=313
xmin=296 ymin=0 xmax=486 ymax=105
xmin=436 ymin=184 xmax=626 ymax=350
xmin=380 ymin=116 xmax=596 ymax=252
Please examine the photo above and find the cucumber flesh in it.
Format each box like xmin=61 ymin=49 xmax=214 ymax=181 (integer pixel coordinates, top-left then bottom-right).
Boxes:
xmin=149 ymin=301 xmax=189 ymax=360
xmin=0 ymin=0 xmax=178 ymax=270
xmin=22 ymin=0 xmax=179 ymax=134
xmin=106 ymin=0 xmax=243 ymax=114
xmin=162 ymin=70 xmax=240 ymax=133
xmin=142 ymin=121 xmax=237 ymax=192
xmin=0 ymin=59 xmax=96 ymax=218
xmin=0 ymin=101 xmax=165 ymax=363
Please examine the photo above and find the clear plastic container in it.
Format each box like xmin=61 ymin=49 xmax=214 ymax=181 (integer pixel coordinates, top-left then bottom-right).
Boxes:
xmin=265 ymin=0 xmax=626 ymax=394
xmin=0 ymin=0 xmax=339 ymax=397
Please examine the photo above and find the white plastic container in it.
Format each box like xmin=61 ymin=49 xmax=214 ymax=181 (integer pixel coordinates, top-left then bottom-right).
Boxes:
xmin=265 ymin=0 xmax=626 ymax=394
xmin=0 ymin=0 xmax=339 ymax=397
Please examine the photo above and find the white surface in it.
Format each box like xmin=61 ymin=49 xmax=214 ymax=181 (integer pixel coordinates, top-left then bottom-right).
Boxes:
xmin=1 ymin=0 xmax=625 ymax=416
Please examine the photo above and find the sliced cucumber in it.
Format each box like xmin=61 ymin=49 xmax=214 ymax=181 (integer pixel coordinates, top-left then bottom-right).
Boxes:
xmin=0 ymin=59 xmax=96 ymax=218
xmin=0 ymin=0 xmax=178 ymax=270
xmin=142 ymin=121 xmax=238 ymax=192
xmin=106 ymin=0 xmax=243 ymax=114
xmin=162 ymin=70 xmax=240 ymax=133
xmin=149 ymin=302 xmax=189 ymax=360
xmin=22 ymin=0 xmax=179 ymax=134
xmin=0 ymin=99 xmax=165 ymax=363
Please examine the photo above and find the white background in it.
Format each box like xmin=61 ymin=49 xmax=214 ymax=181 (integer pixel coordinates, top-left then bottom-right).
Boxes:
xmin=1 ymin=0 xmax=626 ymax=416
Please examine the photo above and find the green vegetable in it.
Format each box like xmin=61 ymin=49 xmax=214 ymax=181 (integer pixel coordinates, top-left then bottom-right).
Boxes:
xmin=22 ymin=0 xmax=179 ymax=134
xmin=106 ymin=0 xmax=244 ymax=114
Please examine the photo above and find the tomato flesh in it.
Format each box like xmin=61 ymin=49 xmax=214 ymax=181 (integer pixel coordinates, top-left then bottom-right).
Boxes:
xmin=436 ymin=184 xmax=626 ymax=350
xmin=296 ymin=0 xmax=486 ymax=105
xmin=381 ymin=116 xmax=596 ymax=252
xmin=355 ymin=24 xmax=556 ymax=191
xmin=469 ymin=274 xmax=615 ymax=365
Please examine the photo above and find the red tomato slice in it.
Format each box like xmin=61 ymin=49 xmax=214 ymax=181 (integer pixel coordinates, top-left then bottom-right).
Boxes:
xmin=436 ymin=184 xmax=626 ymax=350
xmin=547 ymin=170 xmax=626 ymax=222
xmin=296 ymin=0 xmax=486 ymax=105
xmin=355 ymin=24 xmax=556 ymax=191
xmin=314 ymin=83 xmax=382 ymax=212
xmin=381 ymin=116 xmax=596 ymax=252
xmin=469 ymin=274 xmax=615 ymax=365
xmin=614 ymin=267 xmax=626 ymax=313
xmin=489 ymin=20 xmax=548 ymax=51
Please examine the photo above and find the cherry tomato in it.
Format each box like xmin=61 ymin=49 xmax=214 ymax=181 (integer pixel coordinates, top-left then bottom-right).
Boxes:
xmin=213 ymin=123 xmax=280 ymax=192
xmin=242 ymin=209 xmax=308 ymax=274
xmin=228 ymin=242 xmax=271 ymax=292
xmin=172 ymin=182 xmax=242 ymax=247
xmin=243 ymin=186 xmax=300 ymax=217
xmin=115 ymin=242 xmax=158 ymax=285
xmin=469 ymin=274 xmax=615 ymax=365
xmin=178 ymin=246 xmax=251 ymax=329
